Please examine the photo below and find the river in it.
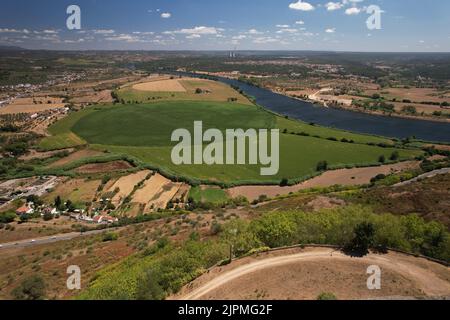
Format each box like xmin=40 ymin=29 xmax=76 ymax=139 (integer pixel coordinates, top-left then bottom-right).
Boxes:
xmin=178 ymin=72 xmax=450 ymax=143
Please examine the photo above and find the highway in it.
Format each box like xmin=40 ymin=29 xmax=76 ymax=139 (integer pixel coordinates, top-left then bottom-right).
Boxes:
xmin=0 ymin=229 xmax=109 ymax=250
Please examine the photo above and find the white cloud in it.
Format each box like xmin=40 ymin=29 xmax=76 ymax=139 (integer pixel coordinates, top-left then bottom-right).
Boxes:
xmin=276 ymin=24 xmax=290 ymax=28
xmin=94 ymin=29 xmax=115 ymax=34
xmin=325 ymin=28 xmax=336 ymax=33
xmin=164 ymin=26 xmax=222 ymax=35
xmin=161 ymin=12 xmax=171 ymax=19
xmin=247 ymin=29 xmax=264 ymax=35
xmin=289 ymin=1 xmax=315 ymax=11
xmin=105 ymin=34 xmax=141 ymax=42
xmin=276 ymin=28 xmax=298 ymax=34
xmin=186 ymin=34 xmax=201 ymax=39
xmin=325 ymin=2 xmax=343 ymax=11
xmin=253 ymin=37 xmax=279 ymax=44
xmin=345 ymin=7 xmax=361 ymax=15
xmin=43 ymin=29 xmax=58 ymax=34
xmin=295 ymin=20 xmax=305 ymax=25
xmin=0 ymin=28 xmax=28 ymax=34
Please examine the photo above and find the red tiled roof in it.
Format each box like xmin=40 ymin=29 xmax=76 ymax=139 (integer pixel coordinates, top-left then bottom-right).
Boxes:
xmin=16 ymin=206 xmax=30 ymax=214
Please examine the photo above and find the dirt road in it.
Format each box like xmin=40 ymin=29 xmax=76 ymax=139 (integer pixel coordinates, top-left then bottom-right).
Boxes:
xmin=176 ymin=248 xmax=450 ymax=300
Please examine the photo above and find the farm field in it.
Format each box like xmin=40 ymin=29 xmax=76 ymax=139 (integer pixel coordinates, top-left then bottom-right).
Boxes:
xmin=42 ymin=178 xmax=101 ymax=206
xmin=189 ymin=186 xmax=230 ymax=204
xmin=118 ymin=77 xmax=253 ymax=105
xmin=40 ymin=100 xmax=422 ymax=184
xmin=0 ymin=96 xmax=66 ymax=115
xmin=108 ymin=170 xmax=152 ymax=206
xmin=131 ymin=173 xmax=184 ymax=212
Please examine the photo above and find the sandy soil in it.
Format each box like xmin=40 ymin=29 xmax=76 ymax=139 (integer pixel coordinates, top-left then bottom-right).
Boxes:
xmin=228 ymin=161 xmax=419 ymax=201
xmin=132 ymin=173 xmax=183 ymax=212
xmin=47 ymin=149 xmax=105 ymax=168
xmin=0 ymin=104 xmax=66 ymax=114
xmin=109 ymin=170 xmax=151 ymax=206
xmin=74 ymin=161 xmax=133 ymax=174
xmin=0 ymin=97 xmax=66 ymax=114
xmin=70 ymin=90 xmax=113 ymax=104
xmin=426 ymin=144 xmax=450 ymax=152
xmin=132 ymin=78 xmax=188 ymax=92
xmin=174 ymin=247 xmax=450 ymax=300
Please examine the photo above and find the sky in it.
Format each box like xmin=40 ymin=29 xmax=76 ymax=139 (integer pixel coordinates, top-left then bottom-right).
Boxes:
xmin=0 ymin=0 xmax=449 ymax=52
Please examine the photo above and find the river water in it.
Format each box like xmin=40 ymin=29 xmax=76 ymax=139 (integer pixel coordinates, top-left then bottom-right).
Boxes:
xmin=176 ymin=72 xmax=450 ymax=143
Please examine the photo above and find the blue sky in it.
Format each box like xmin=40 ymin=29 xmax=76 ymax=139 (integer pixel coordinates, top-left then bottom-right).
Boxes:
xmin=0 ymin=0 xmax=449 ymax=51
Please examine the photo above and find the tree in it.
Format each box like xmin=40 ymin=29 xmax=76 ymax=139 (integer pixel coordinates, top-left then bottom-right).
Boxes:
xmin=26 ymin=195 xmax=43 ymax=206
xmin=12 ymin=276 xmax=46 ymax=300
xmin=66 ymin=200 xmax=76 ymax=212
xmin=390 ymin=151 xmax=400 ymax=161
xmin=4 ymin=142 xmax=28 ymax=156
xmin=250 ymin=213 xmax=297 ymax=248
xmin=345 ymin=222 xmax=375 ymax=256
xmin=54 ymin=196 xmax=63 ymax=210
xmin=378 ymin=155 xmax=386 ymax=163
xmin=316 ymin=161 xmax=328 ymax=172
xmin=195 ymin=88 xmax=203 ymax=94
xmin=279 ymin=178 xmax=289 ymax=187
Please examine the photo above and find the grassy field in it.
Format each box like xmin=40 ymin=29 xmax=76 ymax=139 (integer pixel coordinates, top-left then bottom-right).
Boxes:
xmin=39 ymin=99 xmax=422 ymax=185
xmin=276 ymin=117 xmax=393 ymax=145
xmin=189 ymin=186 xmax=229 ymax=204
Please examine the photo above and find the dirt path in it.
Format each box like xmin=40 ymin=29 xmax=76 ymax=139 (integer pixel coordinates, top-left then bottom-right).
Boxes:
xmin=175 ymin=248 xmax=450 ymax=300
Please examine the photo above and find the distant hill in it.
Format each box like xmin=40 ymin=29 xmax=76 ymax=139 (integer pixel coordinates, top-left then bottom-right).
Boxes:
xmin=0 ymin=45 xmax=27 ymax=51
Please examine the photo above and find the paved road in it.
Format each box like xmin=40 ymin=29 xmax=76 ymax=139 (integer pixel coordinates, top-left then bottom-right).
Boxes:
xmin=0 ymin=229 xmax=109 ymax=250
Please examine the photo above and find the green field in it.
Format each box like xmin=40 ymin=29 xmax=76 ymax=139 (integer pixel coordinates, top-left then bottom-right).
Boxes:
xmin=189 ymin=186 xmax=230 ymax=204
xmin=40 ymin=100 xmax=422 ymax=185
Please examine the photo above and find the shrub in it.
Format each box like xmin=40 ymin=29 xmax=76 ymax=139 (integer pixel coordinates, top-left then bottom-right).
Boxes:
xmin=279 ymin=178 xmax=289 ymax=187
xmin=390 ymin=151 xmax=400 ymax=161
xmin=43 ymin=212 xmax=53 ymax=221
xmin=0 ymin=211 xmax=16 ymax=223
xmin=102 ymin=232 xmax=119 ymax=242
xmin=316 ymin=161 xmax=328 ymax=172
xmin=11 ymin=276 xmax=46 ymax=300
xmin=317 ymin=292 xmax=337 ymax=300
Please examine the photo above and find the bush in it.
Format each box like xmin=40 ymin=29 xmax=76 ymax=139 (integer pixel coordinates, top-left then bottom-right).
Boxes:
xmin=390 ymin=151 xmax=400 ymax=161
xmin=317 ymin=292 xmax=337 ymax=300
xmin=102 ymin=232 xmax=119 ymax=242
xmin=316 ymin=161 xmax=328 ymax=172
xmin=11 ymin=276 xmax=46 ymax=300
xmin=43 ymin=212 xmax=53 ymax=221
xmin=0 ymin=211 xmax=16 ymax=223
